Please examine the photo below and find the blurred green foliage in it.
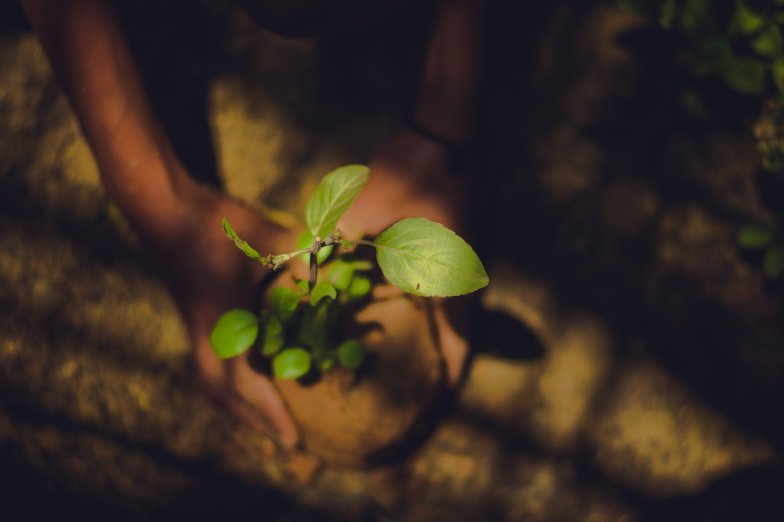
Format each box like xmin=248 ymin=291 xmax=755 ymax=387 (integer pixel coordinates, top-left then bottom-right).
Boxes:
xmin=620 ymin=0 xmax=784 ymax=172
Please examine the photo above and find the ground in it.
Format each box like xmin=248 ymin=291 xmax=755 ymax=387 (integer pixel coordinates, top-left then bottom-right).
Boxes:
xmin=2 ymin=1 xmax=784 ymax=520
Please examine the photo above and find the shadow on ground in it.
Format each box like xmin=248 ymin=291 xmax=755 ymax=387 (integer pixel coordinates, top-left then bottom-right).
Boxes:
xmin=2 ymin=0 xmax=783 ymax=520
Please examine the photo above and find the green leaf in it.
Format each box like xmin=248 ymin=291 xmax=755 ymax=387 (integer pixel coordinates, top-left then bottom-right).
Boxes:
xmin=328 ymin=260 xmax=355 ymax=291
xmin=222 ymin=218 xmax=266 ymax=264
xmin=752 ymin=23 xmax=784 ymax=57
xmin=679 ymin=0 xmax=709 ymax=33
xmin=337 ymin=339 xmax=365 ymax=370
xmin=773 ymin=58 xmax=784 ymax=93
xmin=310 ymin=282 xmax=337 ymax=306
xmin=719 ymin=55 xmax=765 ymax=95
xmin=296 ymin=279 xmax=310 ymax=294
xmin=764 ymin=247 xmax=784 ymax=279
xmin=296 ymin=229 xmax=333 ymax=266
xmin=270 ymin=286 xmax=303 ymax=322
xmin=734 ymin=2 xmax=765 ymax=35
xmin=209 ymin=309 xmax=259 ymax=360
xmin=680 ymin=89 xmax=707 ymax=119
xmin=319 ymin=356 xmax=336 ymax=373
xmin=659 ymin=0 xmax=676 ymax=29
xmin=737 ymin=221 xmax=775 ymax=248
xmin=261 ymin=313 xmax=284 ymax=356
xmin=373 ymin=218 xmax=489 ymax=297
xmin=348 ymin=275 xmax=372 ymax=300
xmin=299 ymin=301 xmax=329 ymax=351
xmin=273 ymin=348 xmax=312 ymax=379
xmin=305 ymin=165 xmax=369 ymax=238
xmin=694 ymin=39 xmax=733 ymax=75
xmin=327 ymin=259 xmax=373 ymax=291
xmin=617 ymin=0 xmax=654 ymax=15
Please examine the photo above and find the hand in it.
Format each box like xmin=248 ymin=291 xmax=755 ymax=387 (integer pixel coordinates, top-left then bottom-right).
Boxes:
xmin=341 ymin=128 xmax=471 ymax=386
xmin=148 ymin=178 xmax=300 ymax=448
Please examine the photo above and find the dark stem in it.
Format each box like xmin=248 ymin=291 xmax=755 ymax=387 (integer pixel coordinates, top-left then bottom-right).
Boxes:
xmin=309 ymin=251 xmax=317 ymax=293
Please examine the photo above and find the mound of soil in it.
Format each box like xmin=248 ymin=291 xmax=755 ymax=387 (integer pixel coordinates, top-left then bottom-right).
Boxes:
xmin=276 ymin=296 xmax=444 ymax=466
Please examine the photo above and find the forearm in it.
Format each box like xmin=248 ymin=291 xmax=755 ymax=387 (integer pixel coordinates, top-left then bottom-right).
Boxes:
xmin=413 ymin=0 xmax=484 ymax=144
xmin=21 ymin=0 xmax=189 ymax=236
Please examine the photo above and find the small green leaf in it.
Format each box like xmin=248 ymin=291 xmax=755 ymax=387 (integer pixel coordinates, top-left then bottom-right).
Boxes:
xmin=348 ymin=275 xmax=372 ymax=300
xmin=617 ymin=0 xmax=653 ymax=15
xmin=222 ymin=218 xmax=266 ymax=264
xmin=764 ymin=247 xmax=784 ymax=279
xmin=210 ymin=309 xmax=259 ymax=360
xmin=680 ymin=89 xmax=707 ymax=119
xmin=337 ymin=339 xmax=365 ymax=370
xmin=773 ymin=59 xmax=784 ymax=93
xmin=328 ymin=260 xmax=355 ymax=291
xmin=270 ymin=287 xmax=303 ymax=322
xmin=679 ymin=0 xmax=709 ymax=33
xmin=719 ymin=55 xmax=765 ymax=95
xmin=296 ymin=230 xmax=333 ymax=265
xmin=327 ymin=259 xmax=374 ymax=291
xmin=299 ymin=301 xmax=329 ymax=351
xmin=261 ymin=314 xmax=285 ymax=356
xmin=659 ymin=0 xmax=676 ymax=29
xmin=737 ymin=221 xmax=775 ymax=249
xmin=319 ymin=356 xmax=336 ymax=373
xmin=752 ymin=23 xmax=784 ymax=57
xmin=305 ymin=165 xmax=369 ymax=238
xmin=273 ymin=348 xmax=312 ymax=379
xmin=373 ymin=218 xmax=489 ymax=297
xmin=734 ymin=2 xmax=765 ymax=35
xmin=296 ymin=279 xmax=310 ymax=294
xmin=310 ymin=282 xmax=337 ymax=306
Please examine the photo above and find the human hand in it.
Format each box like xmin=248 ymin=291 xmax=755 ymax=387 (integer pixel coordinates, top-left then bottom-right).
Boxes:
xmin=341 ymin=128 xmax=471 ymax=386
xmin=148 ymin=178 xmax=300 ymax=448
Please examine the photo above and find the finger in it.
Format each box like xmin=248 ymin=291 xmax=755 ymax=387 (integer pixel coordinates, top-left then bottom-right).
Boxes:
xmin=431 ymin=298 xmax=470 ymax=388
xmin=228 ymin=357 xmax=300 ymax=449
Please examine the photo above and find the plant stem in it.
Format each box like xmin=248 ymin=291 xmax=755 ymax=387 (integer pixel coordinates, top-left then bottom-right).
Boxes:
xmin=309 ymin=252 xmax=317 ymax=293
xmin=341 ymin=239 xmax=379 ymax=250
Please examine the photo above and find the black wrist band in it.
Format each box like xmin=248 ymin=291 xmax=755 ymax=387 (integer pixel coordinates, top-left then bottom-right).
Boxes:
xmin=403 ymin=116 xmax=470 ymax=176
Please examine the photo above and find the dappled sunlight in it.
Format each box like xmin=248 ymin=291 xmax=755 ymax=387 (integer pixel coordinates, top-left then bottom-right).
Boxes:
xmin=2 ymin=0 xmax=784 ymax=520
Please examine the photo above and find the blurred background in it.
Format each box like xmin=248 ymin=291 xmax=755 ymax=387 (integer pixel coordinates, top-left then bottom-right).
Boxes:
xmin=1 ymin=0 xmax=784 ymax=520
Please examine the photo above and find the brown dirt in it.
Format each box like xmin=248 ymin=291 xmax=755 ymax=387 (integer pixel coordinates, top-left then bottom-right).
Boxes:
xmin=277 ymin=296 xmax=443 ymax=466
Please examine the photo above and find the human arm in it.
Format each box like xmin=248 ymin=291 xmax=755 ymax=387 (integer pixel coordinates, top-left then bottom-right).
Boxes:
xmin=20 ymin=0 xmax=299 ymax=447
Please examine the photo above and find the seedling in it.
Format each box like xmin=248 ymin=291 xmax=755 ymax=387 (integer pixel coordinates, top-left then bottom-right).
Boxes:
xmin=209 ymin=165 xmax=489 ymax=380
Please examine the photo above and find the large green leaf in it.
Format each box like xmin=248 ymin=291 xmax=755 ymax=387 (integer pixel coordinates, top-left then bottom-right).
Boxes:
xmin=209 ymin=309 xmax=259 ymax=359
xmin=373 ymin=218 xmax=489 ymax=297
xmin=273 ymin=348 xmax=312 ymax=379
xmin=305 ymin=165 xmax=369 ymax=238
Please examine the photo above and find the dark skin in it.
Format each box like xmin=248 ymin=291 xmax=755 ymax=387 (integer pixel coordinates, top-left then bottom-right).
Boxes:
xmin=21 ymin=0 xmax=482 ymax=449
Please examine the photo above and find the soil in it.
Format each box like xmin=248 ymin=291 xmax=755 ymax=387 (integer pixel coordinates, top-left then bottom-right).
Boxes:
xmin=3 ymin=1 xmax=784 ymax=521
xmin=276 ymin=296 xmax=443 ymax=466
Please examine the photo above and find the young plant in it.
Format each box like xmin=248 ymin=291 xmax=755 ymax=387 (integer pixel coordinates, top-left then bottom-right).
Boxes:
xmin=209 ymin=165 xmax=489 ymax=380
